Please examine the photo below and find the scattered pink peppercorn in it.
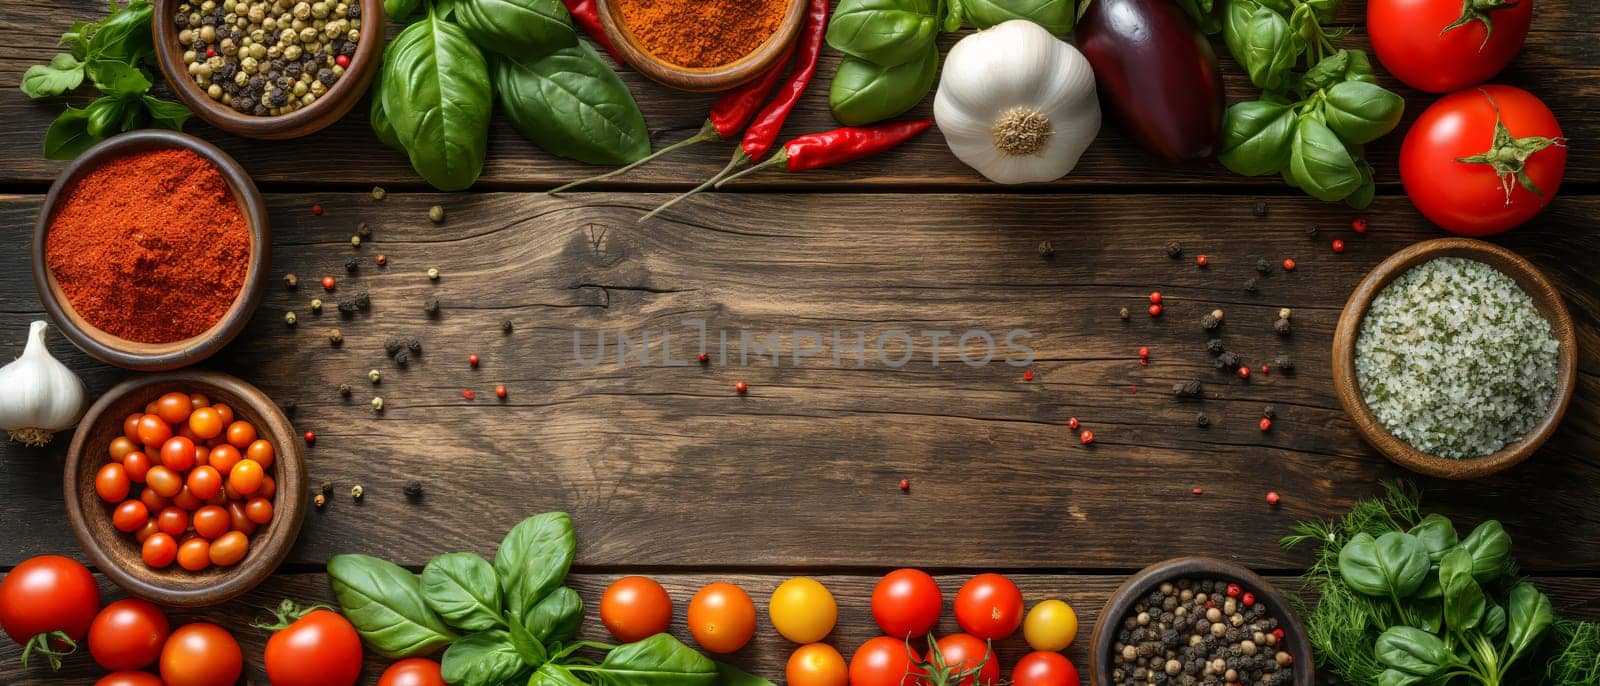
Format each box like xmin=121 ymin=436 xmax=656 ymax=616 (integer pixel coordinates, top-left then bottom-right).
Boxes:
xmin=1023 ymin=369 xmax=1034 ymax=381
xmin=463 ymin=389 xmax=476 ymax=400
xmin=1260 ymin=417 xmax=1272 ymax=432
xmin=1352 ymin=217 xmax=1368 ymax=233
xmin=1080 ymin=430 xmax=1095 ymax=445
xmin=1148 ymin=304 xmax=1163 ymax=317
xmin=469 ymin=354 xmax=480 ymax=367
xmin=335 ymin=54 xmax=351 ymax=68
xmin=1332 ymin=239 xmax=1346 ymax=254
xmin=1068 ymin=417 xmax=1080 ymax=430
xmin=697 ymin=353 xmax=709 ymax=364
xmin=1261 ymin=364 xmax=1271 ymax=374
xmin=1149 ymin=291 xmax=1162 ymax=304
xmin=1226 ymin=583 xmax=1242 ymax=598
xmin=1283 ymin=258 xmax=1297 ymax=271
xmin=734 ymin=381 xmax=748 ymax=394
xmin=1267 ymin=491 xmax=1282 ymax=506
xmin=1242 ymin=592 xmax=1256 ymax=607
xmin=495 ymin=384 xmax=507 ymax=398
xmin=206 ymin=46 xmax=217 ymax=58
xmin=1238 ymin=366 xmax=1251 ymax=380
xmin=1273 ymin=628 xmax=1285 ymax=642
xmin=303 ymin=431 xmax=316 ymax=445
xmin=899 ymin=479 xmax=910 ymax=491
xmin=1192 ymin=487 xmax=1204 ymax=495
xmin=1138 ymin=346 xmax=1150 ymax=358
xmin=311 ymin=203 xmax=323 ymax=215
xmin=321 ymin=275 xmax=335 ymax=290
xmin=1196 ymin=255 xmax=1209 ymax=268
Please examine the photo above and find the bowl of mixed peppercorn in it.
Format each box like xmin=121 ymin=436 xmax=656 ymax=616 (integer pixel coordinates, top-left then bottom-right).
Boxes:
xmin=1089 ymin=557 xmax=1314 ymax=686
xmin=152 ymin=0 xmax=382 ymax=139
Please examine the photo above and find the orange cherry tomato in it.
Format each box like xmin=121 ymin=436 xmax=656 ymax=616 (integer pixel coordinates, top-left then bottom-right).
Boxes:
xmin=192 ymin=506 xmax=230 ymax=539
xmin=188 ymin=393 xmax=210 ymax=410
xmin=227 ymin=502 xmax=257 ymax=535
xmin=258 ymin=475 xmax=276 ymax=500
xmin=788 ymin=643 xmax=849 ymax=686
xmin=171 ymin=486 xmax=203 ymax=511
xmin=122 ymin=452 xmax=152 ymax=483
xmin=155 ymin=392 xmax=193 ymax=424
xmin=144 ymin=401 xmax=160 ymax=415
xmin=244 ymin=497 xmax=273 ymax=525
xmin=187 ymin=466 xmax=223 ymax=501
xmin=142 ymin=533 xmax=177 ymax=568
xmin=136 ymin=415 xmax=172 ymax=447
xmin=245 ymin=439 xmax=274 ymax=469
xmin=156 ymin=507 xmax=190 ymax=537
xmin=96 ymin=463 xmax=131 ymax=503
xmin=145 ymin=466 xmax=183 ymax=499
xmin=176 ymin=538 xmax=210 ymax=571
xmin=224 ymin=421 xmax=256 ymax=449
xmin=208 ymin=445 xmax=241 ymax=475
xmin=208 ymin=531 xmax=249 ymax=567
xmin=135 ymin=520 xmax=160 ymax=544
xmin=160 ymin=623 xmax=242 ymax=686
xmin=600 ymin=576 xmax=673 ymax=643
xmin=687 ymin=582 xmax=757 ymax=654
xmin=211 ymin=403 xmax=234 ymax=426
xmin=140 ymin=487 xmax=171 ymax=512
xmin=187 ymin=408 xmax=223 ymax=440
xmin=99 ymin=671 xmax=166 ymax=686
xmin=123 ymin=413 xmax=144 ymax=441
xmin=378 ymin=658 xmax=446 ymax=686
xmin=205 ymin=490 xmax=228 ymax=507
xmin=192 ymin=442 xmax=208 ymax=467
xmin=175 ymin=424 xmax=198 ymax=441
xmin=112 ymin=500 xmax=149 ymax=533
xmin=160 ymin=437 xmax=196 ymax=471
xmin=109 ymin=437 xmax=137 ymax=462
xmin=228 ymin=460 xmax=263 ymax=496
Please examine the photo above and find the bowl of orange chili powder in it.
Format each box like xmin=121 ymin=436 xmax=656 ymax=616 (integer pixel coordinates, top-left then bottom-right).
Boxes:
xmin=32 ymin=130 xmax=269 ymax=371
xmin=596 ymin=0 xmax=807 ymax=92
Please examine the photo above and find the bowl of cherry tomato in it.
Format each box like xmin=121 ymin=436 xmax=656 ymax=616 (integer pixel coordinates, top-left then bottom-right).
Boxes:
xmin=64 ymin=369 xmax=305 ymax=607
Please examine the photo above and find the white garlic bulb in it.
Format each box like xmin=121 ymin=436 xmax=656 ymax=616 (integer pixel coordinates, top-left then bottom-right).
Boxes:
xmin=0 ymin=321 xmax=87 ymax=446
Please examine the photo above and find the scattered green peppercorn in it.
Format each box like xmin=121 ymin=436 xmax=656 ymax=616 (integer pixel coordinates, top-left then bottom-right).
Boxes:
xmin=351 ymin=484 xmax=364 ymax=500
xmin=310 ymin=298 xmax=323 ymax=313
xmin=428 ymin=205 xmax=445 ymax=223
xmin=358 ymin=222 xmax=372 ymax=238
xmin=371 ymin=187 xmax=386 ymax=201
xmin=284 ymin=311 xmax=297 ymax=326
xmin=1119 ymin=307 xmax=1130 ymax=321
xmin=351 ymin=235 xmax=362 ymax=247
xmin=329 ymin=329 xmax=343 ymax=346
xmin=427 ymin=267 xmax=440 ymax=280
xmin=371 ymin=396 xmax=384 ymax=411
xmin=368 ymin=369 xmax=381 ymax=384
xmin=338 ymin=382 xmax=351 ymax=397
xmin=423 ymin=297 xmax=439 ymax=315
xmin=284 ymin=273 xmax=298 ymax=289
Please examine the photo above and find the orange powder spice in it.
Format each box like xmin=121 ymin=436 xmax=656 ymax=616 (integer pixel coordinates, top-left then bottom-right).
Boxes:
xmin=617 ymin=0 xmax=789 ymax=68
xmin=45 ymin=148 xmax=250 ymax=344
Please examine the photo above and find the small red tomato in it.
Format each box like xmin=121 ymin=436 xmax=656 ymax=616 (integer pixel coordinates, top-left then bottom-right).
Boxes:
xmin=850 ymin=636 xmax=918 ymax=686
xmin=96 ymin=463 xmax=132 ymax=502
xmin=97 ymin=672 xmax=167 ymax=686
xmin=176 ymin=538 xmax=211 ymax=571
xmin=161 ymin=436 xmax=197 ymax=471
xmin=224 ymin=421 xmax=256 ymax=449
xmin=245 ymin=497 xmax=274 ymax=524
xmin=193 ymin=505 xmax=231 ymax=539
xmin=156 ymin=507 xmax=190 ymax=537
xmin=687 ymin=582 xmax=756 ymax=653
xmin=0 ymin=555 xmax=100 ymax=654
xmin=229 ymin=459 xmax=265 ymax=496
xmin=246 ymin=439 xmax=275 ymax=469
xmin=211 ymin=404 xmax=234 ymax=426
xmin=188 ymin=407 xmax=223 ymax=440
xmin=263 ymin=607 xmax=364 ymax=686
xmin=227 ymin=501 xmax=258 ymax=535
xmin=926 ymin=633 xmax=999 ymax=686
xmin=1011 ymin=651 xmax=1080 ymax=686
xmin=109 ymin=436 xmax=137 ymax=461
xmin=154 ymin=392 xmax=193 ymax=424
xmin=145 ymin=466 xmax=183 ymax=498
xmin=160 ymin=623 xmax=241 ymax=686
xmin=187 ymin=466 xmax=223 ymax=501
xmin=113 ymin=500 xmax=149 ymax=532
xmin=135 ymin=415 xmax=172 ymax=448
xmin=124 ymin=452 xmax=152 ymax=483
xmin=208 ymin=531 xmax=250 ymax=567
xmin=135 ymin=520 xmax=160 ymax=544
xmin=871 ymin=569 xmax=942 ymax=639
xmin=208 ymin=444 xmax=242 ymax=475
xmin=143 ymin=533 xmax=178 ymax=567
xmin=954 ymin=573 xmax=1024 ymax=640
xmin=600 ymin=576 xmax=673 ymax=643
xmin=123 ymin=413 xmax=144 ymax=441
xmin=140 ymin=487 xmax=172 ymax=513
xmin=379 ymin=658 xmax=446 ymax=686
xmin=171 ymin=485 xmax=204 ymax=511
xmin=89 ymin=598 xmax=170 ymax=671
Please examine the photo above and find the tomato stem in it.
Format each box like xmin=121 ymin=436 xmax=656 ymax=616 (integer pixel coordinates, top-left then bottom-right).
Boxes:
xmin=21 ymin=631 xmax=76 ymax=671
xmin=1453 ymin=89 xmax=1565 ymax=205
xmin=251 ymin=598 xmax=335 ymax=632
xmin=1441 ymin=0 xmax=1522 ymax=50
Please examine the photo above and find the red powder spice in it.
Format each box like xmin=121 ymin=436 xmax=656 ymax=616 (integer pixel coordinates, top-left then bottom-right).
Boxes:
xmin=617 ymin=0 xmax=789 ymax=67
xmin=46 ymin=148 xmax=249 ymax=344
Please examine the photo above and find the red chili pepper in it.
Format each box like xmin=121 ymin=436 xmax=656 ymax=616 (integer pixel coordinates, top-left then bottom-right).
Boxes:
xmin=562 ymin=0 xmax=622 ymax=63
xmin=549 ymin=41 xmax=798 ymax=194
xmin=739 ymin=0 xmax=830 ymax=162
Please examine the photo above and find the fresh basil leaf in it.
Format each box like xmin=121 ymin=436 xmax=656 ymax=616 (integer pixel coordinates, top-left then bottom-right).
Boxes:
xmin=87 ymin=1 xmax=154 ymax=66
xmin=494 ymin=513 xmax=576 ymax=625
xmin=962 ymin=0 xmax=1076 ymax=34
xmin=1375 ymin=626 xmax=1452 ymax=677
xmin=1507 ymin=582 xmax=1553 ymax=660
xmin=43 ymin=106 xmax=100 ymax=160
xmin=422 ymin=552 xmax=505 ymax=631
xmin=530 ymin=662 xmax=587 ymax=686
xmin=1459 ymin=521 xmax=1512 ymax=584
xmin=86 ymin=59 xmax=150 ymax=96
xmin=1344 ymin=49 xmax=1377 ymax=83
xmin=1298 ymin=50 xmax=1349 ymax=93
xmin=1218 ymin=100 xmax=1295 ymax=176
xmin=328 ymin=554 xmax=459 ymax=658
xmin=716 ymin=661 xmax=776 ymax=686
xmin=1324 ymin=80 xmax=1404 ymax=145
xmin=456 ymin=0 xmax=576 ymax=58
xmin=141 ymin=95 xmax=190 ymax=130
xmin=1238 ymin=8 xmax=1301 ymax=91
xmin=826 ymin=0 xmax=941 ymax=68
xmin=386 ymin=0 xmax=422 ymax=21
xmin=493 ymin=43 xmax=651 ymax=166
xmin=382 ymin=13 xmax=491 ymax=191
xmin=1303 ymin=0 xmax=1335 ymax=22
xmin=1408 ymin=514 xmax=1459 ymax=562
xmin=1482 ymin=601 xmax=1507 ymax=638
xmin=573 ymin=634 xmax=719 ymax=686
xmin=368 ymin=58 xmax=402 ymax=150
xmin=1289 ymin=116 xmax=1362 ymax=202
xmin=84 ymin=95 xmax=125 ymax=138
xmin=828 ymin=46 xmax=937 ymax=127
xmin=1440 ymin=549 xmax=1485 ymax=634
xmin=1379 ymin=669 xmax=1424 ymax=686
xmin=441 ymin=630 xmax=525 ymax=686
xmin=1346 ymin=158 xmax=1375 ymax=210
xmin=530 ymin=586 xmax=583 ymax=645
xmin=1253 ymin=0 xmax=1292 ymax=13
xmin=1338 ymin=532 xmax=1430 ymax=599
xmin=62 ymin=20 xmax=96 ymax=60
xmin=1222 ymin=0 xmax=1260 ymax=69
xmin=120 ymin=100 xmax=149 ymax=130
xmin=21 ymin=54 xmax=86 ymax=98
xmin=509 ymin=617 xmax=549 ymax=668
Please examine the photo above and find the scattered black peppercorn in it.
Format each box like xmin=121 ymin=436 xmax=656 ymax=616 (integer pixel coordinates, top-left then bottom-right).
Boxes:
xmin=1263 ymin=406 xmax=1277 ymax=419
xmin=403 ymin=481 xmax=424 ymax=500
xmin=405 ymin=338 xmax=422 ymax=354
xmin=1252 ymin=201 xmax=1268 ymax=217
xmin=1306 ymin=225 xmax=1319 ymax=237
xmin=501 ymin=319 xmax=514 ymax=333
xmin=393 ymin=349 xmax=410 ymax=367
xmin=1274 ymin=318 xmax=1292 ymax=335
xmin=1201 ymin=313 xmax=1221 ymax=330
xmin=384 ymin=338 xmax=402 ymax=356
xmin=357 ymin=222 xmax=372 ymax=238
xmin=320 ymin=482 xmax=334 ymax=495
xmin=1164 ymin=242 xmax=1183 ymax=259
xmin=1206 ymin=338 xmax=1225 ymax=356
xmin=1272 ymin=355 xmax=1295 ymax=372
xmin=1173 ymin=380 xmax=1204 ymax=399
xmin=1244 ymin=277 xmax=1259 ymax=293
xmin=1038 ymin=240 xmax=1055 ymax=258
xmin=338 ymin=383 xmax=352 ymax=398
xmin=423 ymin=297 xmax=439 ymax=315
xmin=1196 ymin=413 xmax=1210 ymax=428
xmin=1216 ymin=351 xmax=1242 ymax=369
xmin=1255 ymin=258 xmax=1271 ymax=274
xmin=345 ymin=257 xmax=359 ymax=273
xmin=336 ymin=291 xmax=371 ymax=313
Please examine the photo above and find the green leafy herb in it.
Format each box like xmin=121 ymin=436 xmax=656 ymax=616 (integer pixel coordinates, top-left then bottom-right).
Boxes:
xmin=454 ymin=0 xmax=577 ymax=58
xmin=961 ymin=0 xmax=1075 ymax=34
xmin=381 ymin=11 xmax=493 ymax=191
xmin=421 ymin=552 xmax=505 ymax=631
xmin=530 ymin=586 xmax=584 ymax=645
xmin=493 ymin=44 xmax=652 ymax=166
xmin=828 ymin=45 xmax=939 ymax=127
xmin=21 ymin=54 xmax=85 ymax=98
xmin=441 ymin=630 xmax=525 ymax=686
xmin=328 ymin=554 xmax=459 ymax=658
xmin=568 ymin=633 xmax=720 ymax=686
xmin=826 ymin=0 xmax=942 ymax=68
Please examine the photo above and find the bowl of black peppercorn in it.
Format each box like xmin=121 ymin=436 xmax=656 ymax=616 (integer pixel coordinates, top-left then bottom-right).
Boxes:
xmin=1089 ymin=557 xmax=1314 ymax=686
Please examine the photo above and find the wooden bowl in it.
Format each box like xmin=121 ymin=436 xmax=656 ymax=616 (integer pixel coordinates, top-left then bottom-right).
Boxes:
xmin=595 ymin=0 xmax=805 ymax=92
xmin=1089 ymin=557 xmax=1315 ymax=686
xmin=65 ymin=371 xmax=305 ymax=607
xmin=31 ymin=130 xmax=269 ymax=372
xmin=152 ymin=0 xmax=383 ymax=139
xmin=1332 ymin=238 xmax=1577 ymax=480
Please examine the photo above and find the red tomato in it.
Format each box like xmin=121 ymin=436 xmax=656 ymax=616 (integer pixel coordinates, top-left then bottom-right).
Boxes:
xmin=145 ymin=466 xmax=183 ymax=499
xmin=89 ymin=599 xmax=170 ymax=671
xmin=135 ymin=521 xmax=160 ymax=544
xmin=135 ymin=415 xmax=172 ymax=447
xmin=186 ymin=466 xmax=223 ymax=501
xmin=224 ymin=421 xmax=256 ymax=449
xmin=192 ymin=505 xmax=231 ymax=539
xmin=953 ymin=574 xmax=1023 ymax=640
xmin=96 ymin=463 xmax=131 ymax=502
xmin=1368 ymin=0 xmax=1532 ymax=93
xmin=208 ymin=444 xmax=242 ymax=475
xmin=379 ymin=658 xmax=447 ymax=686
xmin=872 ymin=569 xmax=943 ymax=640
xmin=924 ymin=634 xmax=998 ymax=686
xmin=687 ymin=582 xmax=757 ymax=653
xmin=246 ymin=439 xmax=275 ymax=469
xmin=187 ymin=407 xmax=223 ymax=440
xmin=850 ymin=636 xmax=920 ymax=686
xmin=177 ymin=539 xmax=211 ymax=572
xmin=1401 ymin=85 xmax=1565 ymax=235
xmin=113 ymin=500 xmax=150 ymax=533
xmin=0 ymin=555 xmax=100 ymax=656
xmin=109 ymin=436 xmax=137 ymax=461
xmin=154 ymin=392 xmax=193 ymax=424
xmin=97 ymin=672 xmax=166 ymax=686
xmin=161 ymin=437 xmax=197 ymax=471
xmin=244 ymin=497 xmax=274 ymax=524
xmin=1010 ymin=651 xmax=1080 ymax=686
xmin=788 ymin=643 xmax=849 ymax=686
xmin=160 ymin=623 xmax=241 ymax=686
xmin=171 ymin=486 xmax=204 ymax=511
xmin=227 ymin=501 xmax=258 ymax=535
xmin=600 ymin=576 xmax=673 ymax=643
xmin=208 ymin=531 xmax=250 ymax=567
xmin=140 ymin=487 xmax=172 ymax=512
xmin=157 ymin=507 xmax=190 ymax=537
xmin=123 ymin=413 xmax=145 ymax=441
xmin=142 ymin=533 xmax=178 ymax=568
xmin=264 ymin=608 xmax=364 ymax=686
xmin=228 ymin=459 xmax=264 ymax=496
xmin=124 ymin=452 xmax=152 ymax=483
xmin=210 ymin=403 xmax=234 ymax=426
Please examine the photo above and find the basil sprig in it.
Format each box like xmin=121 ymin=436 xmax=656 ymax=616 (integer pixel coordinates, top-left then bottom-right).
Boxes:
xmin=1214 ymin=0 xmax=1405 ymax=207
xmin=329 ymin=512 xmax=769 ymax=686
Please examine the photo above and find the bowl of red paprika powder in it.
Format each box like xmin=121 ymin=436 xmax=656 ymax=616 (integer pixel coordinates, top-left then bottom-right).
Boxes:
xmin=595 ymin=0 xmax=806 ymax=92
xmin=32 ymin=130 xmax=270 ymax=371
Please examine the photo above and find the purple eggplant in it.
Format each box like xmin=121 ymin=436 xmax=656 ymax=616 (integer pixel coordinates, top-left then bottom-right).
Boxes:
xmin=1077 ymin=0 xmax=1225 ymax=162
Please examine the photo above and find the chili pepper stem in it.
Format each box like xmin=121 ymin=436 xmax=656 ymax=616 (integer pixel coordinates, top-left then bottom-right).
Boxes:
xmin=715 ymin=152 xmax=788 ymax=188
xmin=638 ymin=152 xmax=749 ymax=223
xmin=550 ymin=121 xmax=721 ymax=195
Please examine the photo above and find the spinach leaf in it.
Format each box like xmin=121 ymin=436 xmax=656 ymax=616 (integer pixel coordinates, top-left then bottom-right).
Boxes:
xmin=716 ymin=661 xmax=777 ymax=686
xmin=494 ymin=512 xmax=577 ymax=625
xmin=1218 ymin=99 xmax=1295 ymax=176
xmin=86 ymin=59 xmax=150 ymax=97
xmin=43 ymin=106 xmax=98 ymax=160
xmin=828 ymin=46 xmax=937 ymax=127
xmin=1482 ymin=601 xmax=1507 ymax=638
xmin=530 ymin=586 xmax=583 ymax=645
xmin=21 ymin=54 xmax=85 ymax=98
xmin=382 ymin=12 xmax=491 ymax=191
xmin=1407 ymin=598 xmax=1443 ymax=634
xmin=962 ymin=0 xmax=1075 ymax=34
xmin=1375 ymin=626 xmax=1452 ymax=677
xmin=570 ymin=633 xmax=719 ymax=686
xmin=1323 ymin=80 xmax=1404 ymax=145
xmin=1440 ymin=548 xmax=1485 ymax=634
xmin=1378 ymin=669 xmax=1424 ymax=686
xmin=1288 ymin=115 xmax=1362 ymax=202
xmin=1507 ymin=582 xmax=1553 ymax=661
xmin=943 ymin=0 xmax=964 ymax=31
xmin=328 ymin=554 xmax=458 ymax=658
xmin=1237 ymin=8 xmax=1301 ymax=91
xmin=441 ymin=630 xmax=526 ymax=686
xmin=1338 ymin=532 xmax=1430 ymax=600
xmin=422 ymin=552 xmax=505 ymax=631
xmin=826 ymin=0 xmax=941 ymax=68
xmin=386 ymin=0 xmax=423 ymax=22
xmin=141 ymin=95 xmax=190 ymax=130
xmin=1460 ymin=521 xmax=1512 ymax=583
xmin=492 ymin=43 xmax=651 ymax=166
xmin=455 ymin=0 xmax=576 ymax=58
xmin=1408 ymin=514 xmax=1459 ymax=563
xmin=530 ymin=662 xmax=587 ymax=686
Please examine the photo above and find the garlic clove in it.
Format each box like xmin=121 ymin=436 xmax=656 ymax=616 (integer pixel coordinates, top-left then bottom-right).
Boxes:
xmin=1 ymin=321 xmax=88 ymax=446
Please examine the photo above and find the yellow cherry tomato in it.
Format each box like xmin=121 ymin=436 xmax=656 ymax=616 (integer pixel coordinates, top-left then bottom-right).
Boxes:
xmin=1023 ymin=599 xmax=1078 ymax=652
xmin=768 ymin=577 xmax=838 ymax=644
xmin=787 ymin=643 xmax=848 ymax=686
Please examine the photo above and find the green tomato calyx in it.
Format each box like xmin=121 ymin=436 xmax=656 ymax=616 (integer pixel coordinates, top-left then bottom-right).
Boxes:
xmin=1441 ymin=0 xmax=1521 ymax=50
xmin=1454 ymin=90 xmax=1564 ymax=205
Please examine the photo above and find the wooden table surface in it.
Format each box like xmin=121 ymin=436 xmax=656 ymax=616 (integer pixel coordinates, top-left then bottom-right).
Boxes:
xmin=2 ymin=1 xmax=1599 ymax=683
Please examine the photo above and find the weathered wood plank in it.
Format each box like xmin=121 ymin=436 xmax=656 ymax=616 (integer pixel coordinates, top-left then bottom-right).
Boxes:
xmin=0 ymin=3 xmax=1595 ymax=188
xmin=2 ymin=571 xmax=1598 ymax=685
xmin=2 ymin=192 xmax=1597 ymax=571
